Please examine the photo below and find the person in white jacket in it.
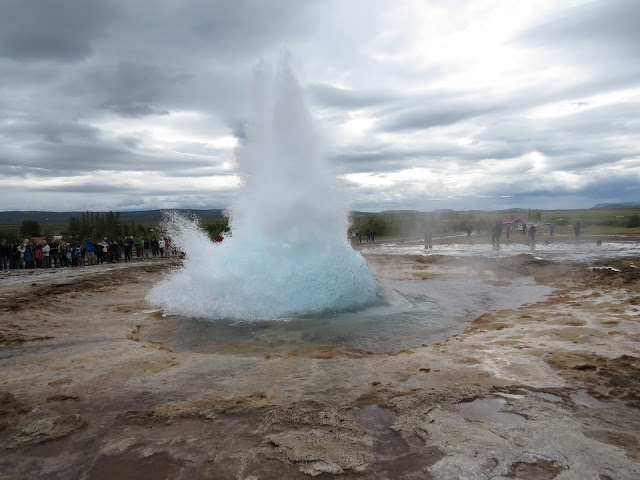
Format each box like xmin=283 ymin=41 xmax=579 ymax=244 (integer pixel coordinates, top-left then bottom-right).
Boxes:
xmin=41 ymin=241 xmax=51 ymax=268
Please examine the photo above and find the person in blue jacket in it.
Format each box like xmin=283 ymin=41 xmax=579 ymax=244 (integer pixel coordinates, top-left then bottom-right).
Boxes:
xmin=84 ymin=238 xmax=95 ymax=265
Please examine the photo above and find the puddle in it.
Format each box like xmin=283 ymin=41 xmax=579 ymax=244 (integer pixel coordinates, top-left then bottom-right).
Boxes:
xmin=496 ymin=392 xmax=525 ymax=400
xmin=524 ymin=390 xmax=563 ymax=403
xmin=570 ymin=391 xmax=616 ymax=409
xmin=356 ymin=406 xmax=403 ymax=455
xmin=355 ymin=405 xmax=443 ymax=479
xmin=509 ymin=458 xmax=566 ymax=479
xmin=87 ymin=451 xmax=185 ymax=480
xmin=457 ymin=398 xmax=526 ymax=424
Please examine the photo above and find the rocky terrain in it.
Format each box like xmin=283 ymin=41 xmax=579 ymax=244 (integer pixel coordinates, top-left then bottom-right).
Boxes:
xmin=1 ymin=234 xmax=639 ymax=479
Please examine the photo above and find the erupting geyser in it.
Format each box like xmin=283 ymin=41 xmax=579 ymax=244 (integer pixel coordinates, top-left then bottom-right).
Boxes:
xmin=147 ymin=56 xmax=379 ymax=320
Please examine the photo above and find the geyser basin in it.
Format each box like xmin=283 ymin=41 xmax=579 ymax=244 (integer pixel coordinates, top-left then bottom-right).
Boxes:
xmin=145 ymin=275 xmax=550 ymax=354
xmin=147 ymin=55 xmax=378 ymax=320
xmin=365 ymin=236 xmax=640 ymax=261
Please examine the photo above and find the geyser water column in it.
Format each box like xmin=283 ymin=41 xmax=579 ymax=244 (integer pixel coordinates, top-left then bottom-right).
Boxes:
xmin=147 ymin=56 xmax=379 ymax=320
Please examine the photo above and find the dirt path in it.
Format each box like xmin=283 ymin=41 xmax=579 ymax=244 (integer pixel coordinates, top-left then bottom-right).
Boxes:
xmin=1 ymin=244 xmax=639 ymax=479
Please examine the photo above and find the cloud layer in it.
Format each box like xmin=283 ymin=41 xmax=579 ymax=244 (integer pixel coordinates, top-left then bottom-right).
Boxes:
xmin=1 ymin=0 xmax=638 ymax=212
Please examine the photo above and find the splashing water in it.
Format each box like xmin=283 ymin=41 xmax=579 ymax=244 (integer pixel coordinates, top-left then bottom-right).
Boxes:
xmin=147 ymin=57 xmax=379 ymax=320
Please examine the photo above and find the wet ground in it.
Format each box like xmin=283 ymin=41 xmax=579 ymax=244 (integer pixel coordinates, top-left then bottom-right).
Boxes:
xmin=1 ymin=233 xmax=639 ymax=479
xmin=145 ymin=274 xmax=550 ymax=354
xmin=362 ymin=232 xmax=640 ymax=261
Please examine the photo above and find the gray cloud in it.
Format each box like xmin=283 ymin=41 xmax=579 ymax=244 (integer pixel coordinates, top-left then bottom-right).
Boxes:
xmin=0 ymin=0 xmax=115 ymax=61
xmin=85 ymin=62 xmax=187 ymax=118
xmin=309 ymin=84 xmax=394 ymax=109
xmin=0 ymin=0 xmax=638 ymax=212
xmin=516 ymin=0 xmax=640 ymax=57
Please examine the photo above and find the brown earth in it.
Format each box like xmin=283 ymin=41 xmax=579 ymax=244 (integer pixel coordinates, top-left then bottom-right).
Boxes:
xmin=1 ymin=235 xmax=639 ymax=479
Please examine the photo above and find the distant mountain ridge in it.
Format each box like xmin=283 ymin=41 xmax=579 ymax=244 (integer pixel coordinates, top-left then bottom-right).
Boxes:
xmin=3 ymin=203 xmax=638 ymax=225
xmin=592 ymin=202 xmax=640 ymax=209
xmin=0 ymin=209 xmax=225 ymax=225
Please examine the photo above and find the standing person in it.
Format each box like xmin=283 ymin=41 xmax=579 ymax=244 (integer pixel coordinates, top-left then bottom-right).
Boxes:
xmin=101 ymin=238 xmax=109 ymax=263
xmin=424 ymin=230 xmax=433 ymax=249
xmin=158 ymin=237 xmax=165 ymax=257
xmin=58 ymin=243 xmax=67 ymax=267
xmin=75 ymin=244 xmax=83 ymax=266
xmin=136 ymin=237 xmax=143 ymax=257
xmin=66 ymin=243 xmax=73 ymax=266
xmin=9 ymin=242 xmax=19 ymax=270
xmin=110 ymin=239 xmax=118 ymax=262
xmin=18 ymin=242 xmax=26 ymax=268
xmin=41 ymin=240 xmax=51 ymax=268
xmin=84 ymin=238 xmax=95 ymax=265
xmin=506 ymin=224 xmax=511 ymax=238
xmin=522 ymin=223 xmax=527 ymax=236
xmin=94 ymin=241 xmax=102 ymax=265
xmin=117 ymin=239 xmax=123 ymax=260
xmin=50 ymin=241 xmax=59 ymax=268
xmin=124 ymin=237 xmax=133 ymax=262
xmin=24 ymin=242 xmax=34 ymax=269
xmin=34 ymin=243 xmax=43 ymax=268
xmin=371 ymin=231 xmax=375 ymax=242
xmin=143 ymin=238 xmax=150 ymax=257
xmin=70 ymin=242 xmax=77 ymax=267
xmin=491 ymin=223 xmax=502 ymax=245
xmin=0 ymin=239 xmax=8 ymax=271
xmin=529 ymin=224 xmax=537 ymax=242
xmin=574 ymin=221 xmax=581 ymax=237
xmin=549 ymin=224 xmax=555 ymax=236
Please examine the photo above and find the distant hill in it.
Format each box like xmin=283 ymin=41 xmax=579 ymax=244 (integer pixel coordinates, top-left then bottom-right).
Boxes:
xmin=0 ymin=209 xmax=225 ymax=225
xmin=350 ymin=210 xmax=421 ymax=217
xmin=380 ymin=209 xmax=420 ymax=214
xmin=592 ymin=202 xmax=640 ymax=209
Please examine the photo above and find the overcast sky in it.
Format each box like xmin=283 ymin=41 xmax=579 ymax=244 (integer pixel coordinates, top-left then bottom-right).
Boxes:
xmin=2 ymin=0 xmax=639 ymax=213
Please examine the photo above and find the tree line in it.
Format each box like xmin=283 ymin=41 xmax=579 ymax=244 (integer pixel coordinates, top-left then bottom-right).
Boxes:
xmin=348 ymin=210 xmax=640 ymax=238
xmin=2 ymin=209 xmax=639 ymax=244
xmin=0 ymin=212 xmax=148 ymax=243
xmin=66 ymin=211 xmax=148 ymax=241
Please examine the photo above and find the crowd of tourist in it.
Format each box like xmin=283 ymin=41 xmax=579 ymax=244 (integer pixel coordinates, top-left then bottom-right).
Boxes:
xmin=0 ymin=236 xmax=177 ymax=271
